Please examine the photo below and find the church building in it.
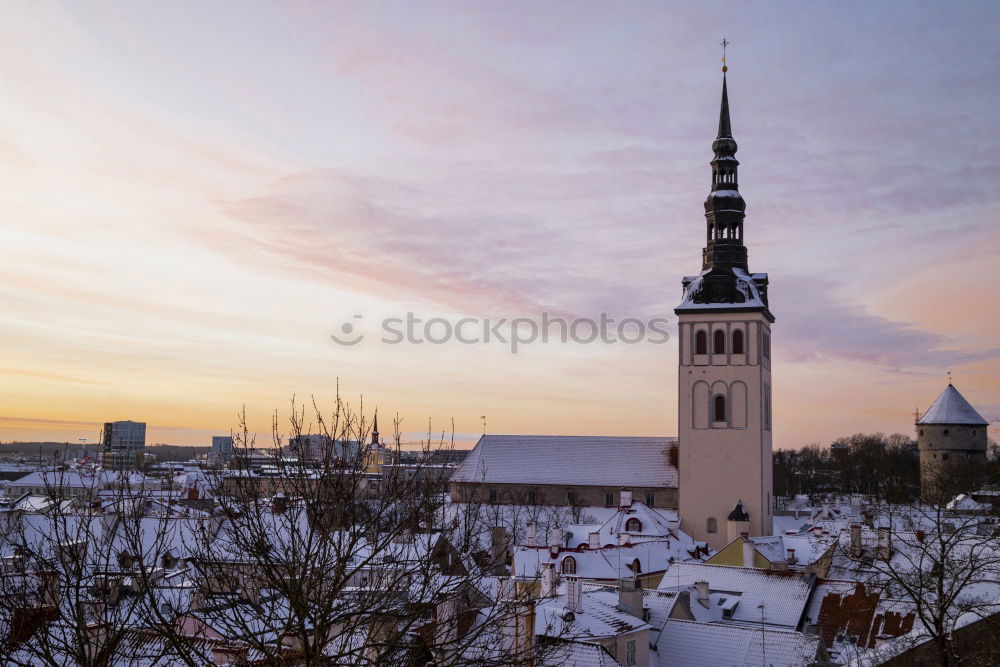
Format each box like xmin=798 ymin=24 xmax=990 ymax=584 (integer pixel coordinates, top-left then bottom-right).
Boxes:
xmin=675 ymin=71 xmax=775 ymax=550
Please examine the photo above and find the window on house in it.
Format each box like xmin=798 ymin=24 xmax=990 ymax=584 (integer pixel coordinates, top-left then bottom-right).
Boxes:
xmin=714 ymin=329 xmax=726 ymax=354
xmin=943 ymin=454 xmax=950 ymax=461
xmin=561 ymin=556 xmax=576 ymax=575
xmin=919 ymin=429 xmax=924 ymax=436
xmin=714 ymin=395 xmax=727 ymax=422
xmin=625 ymin=518 xmax=642 ymax=532
xmin=944 ymin=429 xmax=950 ymax=435
xmin=605 ymin=490 xmax=615 ymax=506
xmin=707 ymin=517 xmax=718 ymax=533
xmin=488 ymin=487 xmax=497 ymax=503
xmin=763 ymin=332 xmax=771 ymax=360
xmin=566 ymin=489 xmax=576 ymax=505
xmin=732 ymin=329 xmax=744 ymax=354
xmin=527 ymin=488 xmax=536 ymax=505
xmin=626 ymin=639 xmax=637 ymax=666
xmin=695 ymin=330 xmax=707 ymax=355
xmin=645 ymin=492 xmax=655 ymax=508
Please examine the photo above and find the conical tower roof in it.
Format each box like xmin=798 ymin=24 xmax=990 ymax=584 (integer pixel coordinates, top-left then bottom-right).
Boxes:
xmin=917 ymin=384 xmax=988 ymax=426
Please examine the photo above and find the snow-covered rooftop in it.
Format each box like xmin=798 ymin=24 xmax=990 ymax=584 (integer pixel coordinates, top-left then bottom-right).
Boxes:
xmin=916 ymin=384 xmax=988 ymax=425
xmin=449 ymin=435 xmax=678 ymax=488
xmin=656 ymin=618 xmax=820 ymax=667
xmin=657 ymin=563 xmax=812 ymax=629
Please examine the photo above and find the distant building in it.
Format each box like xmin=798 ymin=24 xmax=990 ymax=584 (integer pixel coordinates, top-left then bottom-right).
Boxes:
xmin=211 ymin=436 xmax=234 ymax=463
xmin=287 ymin=434 xmax=333 ymax=462
xmin=101 ymin=420 xmax=146 ymax=471
xmin=916 ymin=383 xmax=989 ymax=499
xmin=449 ymin=435 xmax=678 ymax=509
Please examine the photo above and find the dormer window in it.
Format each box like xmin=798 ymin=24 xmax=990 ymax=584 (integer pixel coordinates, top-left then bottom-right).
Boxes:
xmin=625 ymin=518 xmax=642 ymax=533
xmin=561 ymin=556 xmax=577 ymax=575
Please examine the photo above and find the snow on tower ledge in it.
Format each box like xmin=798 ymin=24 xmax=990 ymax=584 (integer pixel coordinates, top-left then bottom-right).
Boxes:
xmin=916 ymin=384 xmax=988 ymax=426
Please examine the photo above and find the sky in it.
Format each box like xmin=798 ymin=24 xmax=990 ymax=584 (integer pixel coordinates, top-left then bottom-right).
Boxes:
xmin=0 ymin=1 xmax=998 ymax=449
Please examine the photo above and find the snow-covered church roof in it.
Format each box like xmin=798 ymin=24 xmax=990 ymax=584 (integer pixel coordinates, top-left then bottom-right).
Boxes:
xmin=450 ymin=435 xmax=678 ymax=488
xmin=917 ymin=384 xmax=988 ymax=426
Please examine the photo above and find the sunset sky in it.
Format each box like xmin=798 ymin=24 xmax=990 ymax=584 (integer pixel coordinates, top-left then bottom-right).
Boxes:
xmin=1 ymin=1 xmax=998 ymax=449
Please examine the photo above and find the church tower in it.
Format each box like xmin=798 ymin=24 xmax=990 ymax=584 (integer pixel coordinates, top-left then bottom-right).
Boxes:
xmin=675 ymin=70 xmax=775 ymax=550
xmin=916 ymin=383 xmax=988 ymax=501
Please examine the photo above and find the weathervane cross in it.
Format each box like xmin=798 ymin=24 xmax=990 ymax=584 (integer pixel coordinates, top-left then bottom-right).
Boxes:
xmin=721 ymin=37 xmax=730 ymax=72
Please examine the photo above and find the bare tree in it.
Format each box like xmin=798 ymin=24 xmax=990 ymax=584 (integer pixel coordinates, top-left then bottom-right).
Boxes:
xmin=837 ymin=490 xmax=1000 ymax=667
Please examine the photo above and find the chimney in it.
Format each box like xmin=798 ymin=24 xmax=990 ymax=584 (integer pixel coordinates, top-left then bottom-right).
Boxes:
xmin=742 ymin=538 xmax=755 ymax=568
xmin=588 ymin=532 xmax=600 ymax=550
xmin=812 ymin=524 xmax=823 ymax=537
xmin=564 ymin=575 xmax=583 ymax=613
xmin=619 ymin=532 xmax=631 ymax=546
xmin=877 ymin=527 xmax=892 ymax=560
xmin=618 ymin=577 xmax=644 ymax=619
xmin=525 ymin=522 xmax=537 ymax=547
xmin=850 ymin=524 xmax=863 ymax=558
xmin=272 ymin=492 xmax=287 ymax=514
xmin=491 ymin=526 xmax=510 ymax=574
xmin=620 ymin=490 xmax=633 ymax=507
xmin=821 ymin=502 xmax=831 ymax=519
xmin=496 ymin=576 xmax=515 ymax=602
xmin=434 ymin=596 xmax=459 ymax=664
xmin=540 ymin=562 xmax=556 ymax=598
xmin=695 ymin=580 xmax=710 ymax=608
xmin=786 ymin=548 xmax=797 ymax=565
xmin=548 ymin=526 xmax=562 ymax=550
xmin=82 ymin=599 xmax=105 ymax=623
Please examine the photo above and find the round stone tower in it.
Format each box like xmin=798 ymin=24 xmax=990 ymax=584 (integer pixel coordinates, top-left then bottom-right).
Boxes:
xmin=916 ymin=383 xmax=988 ymax=500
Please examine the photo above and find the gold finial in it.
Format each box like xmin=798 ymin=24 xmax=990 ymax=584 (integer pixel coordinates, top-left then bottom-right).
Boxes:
xmin=721 ymin=37 xmax=730 ymax=73
xmin=947 ymin=369 xmax=952 ymax=385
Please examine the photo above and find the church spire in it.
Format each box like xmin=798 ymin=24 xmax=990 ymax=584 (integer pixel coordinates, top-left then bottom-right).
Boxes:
xmin=703 ymin=71 xmax=747 ymax=272
xmin=676 ymin=57 xmax=773 ymax=321
xmin=717 ymin=74 xmax=733 ymax=140
xmin=370 ymin=412 xmax=380 ymax=446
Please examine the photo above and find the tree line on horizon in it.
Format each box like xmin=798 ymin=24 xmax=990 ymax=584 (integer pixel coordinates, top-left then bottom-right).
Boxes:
xmin=774 ymin=432 xmax=1000 ymax=504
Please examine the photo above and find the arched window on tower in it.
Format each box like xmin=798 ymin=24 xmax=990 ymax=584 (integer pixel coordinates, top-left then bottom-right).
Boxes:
xmin=695 ymin=330 xmax=707 ymax=355
xmin=714 ymin=395 xmax=727 ymax=422
xmin=714 ymin=330 xmax=726 ymax=354
xmin=732 ymin=329 xmax=744 ymax=354
xmin=707 ymin=517 xmax=718 ymax=533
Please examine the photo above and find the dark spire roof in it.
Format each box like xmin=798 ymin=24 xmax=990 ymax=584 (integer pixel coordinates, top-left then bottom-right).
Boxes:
xmin=718 ymin=75 xmax=731 ymax=136
xmin=676 ymin=71 xmax=772 ymax=321
xmin=728 ymin=499 xmax=751 ymax=522
xmin=370 ymin=412 xmax=380 ymax=446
